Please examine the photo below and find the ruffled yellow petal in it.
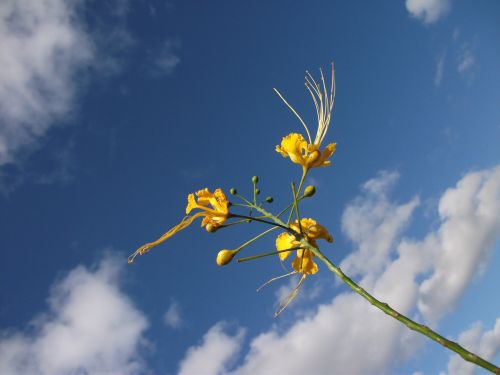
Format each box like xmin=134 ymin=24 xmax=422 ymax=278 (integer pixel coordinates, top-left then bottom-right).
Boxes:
xmin=310 ymin=142 xmax=337 ymax=168
xmin=275 ymin=133 xmax=308 ymax=167
xmin=289 ymin=218 xmax=333 ymax=243
xmin=212 ymin=188 xmax=229 ymax=214
xmin=292 ymin=249 xmax=318 ymax=275
xmin=186 ymin=193 xmax=197 ymax=214
xmin=275 ymin=232 xmax=299 ymax=261
xmin=195 ymin=188 xmax=212 ymax=206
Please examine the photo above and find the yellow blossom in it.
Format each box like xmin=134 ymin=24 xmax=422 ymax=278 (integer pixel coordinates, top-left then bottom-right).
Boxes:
xmin=275 ymin=218 xmax=333 ymax=274
xmin=274 ymin=64 xmax=337 ymax=171
xmin=128 ymin=188 xmax=228 ymax=264
xmin=290 ymin=217 xmax=333 ymax=243
xmin=273 ymin=218 xmax=333 ymax=315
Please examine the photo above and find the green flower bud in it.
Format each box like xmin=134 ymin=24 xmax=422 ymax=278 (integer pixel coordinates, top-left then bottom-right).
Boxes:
xmin=255 ymin=188 xmax=260 ymax=195
xmin=230 ymin=188 xmax=237 ymax=195
xmin=252 ymin=176 xmax=259 ymax=184
xmin=265 ymin=196 xmax=274 ymax=203
xmin=304 ymin=185 xmax=316 ymax=197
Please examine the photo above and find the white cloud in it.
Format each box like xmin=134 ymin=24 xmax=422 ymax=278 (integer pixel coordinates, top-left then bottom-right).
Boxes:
xmin=150 ymin=38 xmax=181 ymax=76
xmin=442 ymin=318 xmax=500 ymax=375
xmin=417 ymin=166 xmax=500 ymax=323
xmin=458 ymin=46 xmax=475 ymax=75
xmin=435 ymin=52 xmax=446 ymax=87
xmin=0 ymin=0 xmax=94 ymax=166
xmin=180 ymin=166 xmax=500 ymax=374
xmin=0 ymin=255 xmax=150 ymax=375
xmin=405 ymin=0 xmax=451 ymax=24
xmin=164 ymin=299 xmax=183 ymax=329
xmin=340 ymin=170 xmax=420 ymax=285
xmin=178 ymin=323 xmax=245 ymax=375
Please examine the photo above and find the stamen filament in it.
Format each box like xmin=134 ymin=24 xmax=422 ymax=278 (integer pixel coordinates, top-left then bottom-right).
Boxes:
xmin=235 ymin=227 xmax=278 ymax=252
xmin=273 ymin=88 xmax=312 ymax=144
xmin=275 ymin=274 xmax=307 ymax=317
xmin=256 ymin=271 xmax=297 ymax=292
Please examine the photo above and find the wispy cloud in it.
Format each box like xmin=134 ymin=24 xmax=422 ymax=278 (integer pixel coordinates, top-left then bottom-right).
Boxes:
xmin=164 ymin=299 xmax=184 ymax=329
xmin=405 ymin=0 xmax=451 ymax=24
xmin=442 ymin=319 xmax=500 ymax=375
xmin=458 ymin=45 xmax=475 ymax=76
xmin=0 ymin=0 xmax=94 ymax=166
xmin=435 ymin=52 xmax=446 ymax=87
xmin=150 ymin=38 xmax=181 ymax=77
xmin=0 ymin=254 xmax=150 ymax=375
xmin=178 ymin=165 xmax=500 ymax=374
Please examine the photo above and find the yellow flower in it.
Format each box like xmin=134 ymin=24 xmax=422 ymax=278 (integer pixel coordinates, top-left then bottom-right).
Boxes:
xmin=275 ymin=218 xmax=333 ymax=275
xmin=186 ymin=188 xmax=229 ymax=228
xmin=290 ymin=217 xmax=333 ymax=243
xmin=274 ymin=64 xmax=337 ymax=171
xmin=128 ymin=188 xmax=228 ymax=264
xmin=273 ymin=218 xmax=333 ymax=315
xmin=276 ymin=133 xmax=336 ymax=170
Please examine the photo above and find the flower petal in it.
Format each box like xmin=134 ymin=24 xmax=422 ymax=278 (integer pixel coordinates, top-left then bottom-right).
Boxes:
xmin=186 ymin=193 xmax=197 ymax=214
xmin=275 ymin=232 xmax=298 ymax=261
xmin=276 ymin=133 xmax=308 ymax=166
xmin=292 ymin=250 xmax=318 ymax=275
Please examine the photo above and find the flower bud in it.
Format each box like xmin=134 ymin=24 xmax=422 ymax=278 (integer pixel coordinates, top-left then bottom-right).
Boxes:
xmin=265 ymin=196 xmax=274 ymax=203
xmin=216 ymin=249 xmax=236 ymax=266
xmin=255 ymin=188 xmax=260 ymax=195
xmin=230 ymin=188 xmax=237 ymax=195
xmin=206 ymin=223 xmax=219 ymax=233
xmin=303 ymin=185 xmax=316 ymax=197
xmin=252 ymin=176 xmax=259 ymax=184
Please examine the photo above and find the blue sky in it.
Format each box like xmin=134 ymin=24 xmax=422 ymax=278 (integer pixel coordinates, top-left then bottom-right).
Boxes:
xmin=1 ymin=0 xmax=499 ymax=374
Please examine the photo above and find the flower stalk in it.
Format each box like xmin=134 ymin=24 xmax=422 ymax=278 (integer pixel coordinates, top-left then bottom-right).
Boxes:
xmin=301 ymin=239 xmax=500 ymax=374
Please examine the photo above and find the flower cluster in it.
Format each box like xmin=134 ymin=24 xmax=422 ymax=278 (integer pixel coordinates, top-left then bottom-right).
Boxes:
xmin=130 ymin=64 xmax=337 ymax=315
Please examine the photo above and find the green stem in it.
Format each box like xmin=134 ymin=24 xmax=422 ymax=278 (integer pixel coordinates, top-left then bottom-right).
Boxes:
xmin=245 ymin=204 xmax=289 ymax=229
xmin=287 ymin=171 xmax=307 ymax=225
xmin=237 ymin=246 xmax=302 ymax=263
xmin=301 ymin=240 xmax=500 ymax=374
xmin=291 ymin=182 xmax=303 ymax=234
xmin=235 ymin=227 xmax=278 ymax=251
xmin=229 ymin=213 xmax=290 ymax=232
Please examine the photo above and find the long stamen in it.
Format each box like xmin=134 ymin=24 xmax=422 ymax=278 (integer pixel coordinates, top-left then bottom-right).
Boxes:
xmin=128 ymin=213 xmax=203 ymax=264
xmin=256 ymin=271 xmax=297 ymax=292
xmin=305 ymin=80 xmax=321 ymax=128
xmin=306 ymin=71 xmax=326 ymax=145
xmin=275 ymin=274 xmax=307 ymax=317
xmin=306 ymin=74 xmax=324 ymax=135
xmin=273 ymin=88 xmax=312 ymax=144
